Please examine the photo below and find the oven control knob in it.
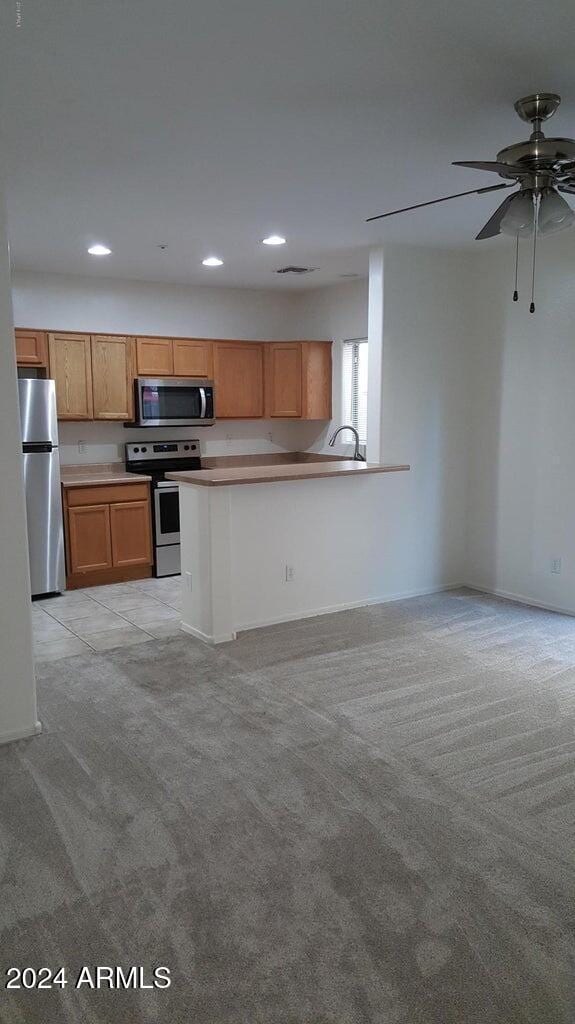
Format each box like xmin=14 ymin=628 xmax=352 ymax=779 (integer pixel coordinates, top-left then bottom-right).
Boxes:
xmin=191 ymin=445 xmax=196 ymax=450
xmin=184 ymin=444 xmax=189 ymax=450
xmin=141 ymin=446 xmax=148 ymax=453
xmin=134 ymin=447 xmax=140 ymax=453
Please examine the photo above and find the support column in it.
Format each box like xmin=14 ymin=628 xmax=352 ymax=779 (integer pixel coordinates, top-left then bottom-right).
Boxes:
xmin=366 ymin=247 xmax=384 ymax=464
xmin=364 ymin=245 xmax=382 ymax=462
xmin=0 ymin=174 xmax=40 ymax=744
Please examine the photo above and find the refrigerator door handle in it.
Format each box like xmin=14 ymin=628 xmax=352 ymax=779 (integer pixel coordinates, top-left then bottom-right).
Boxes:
xmin=22 ymin=442 xmax=54 ymax=454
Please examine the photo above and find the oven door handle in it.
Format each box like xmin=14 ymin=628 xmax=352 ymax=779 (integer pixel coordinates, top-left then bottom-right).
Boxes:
xmin=199 ymin=387 xmax=207 ymax=419
xmin=153 ymin=487 xmax=163 ymax=546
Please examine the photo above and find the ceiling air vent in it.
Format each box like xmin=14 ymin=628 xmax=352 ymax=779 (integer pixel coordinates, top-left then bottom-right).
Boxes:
xmin=275 ymin=265 xmax=318 ymax=275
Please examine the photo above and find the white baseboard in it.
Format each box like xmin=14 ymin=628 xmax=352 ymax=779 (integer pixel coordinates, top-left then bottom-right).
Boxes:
xmin=235 ymin=583 xmax=463 ymax=635
xmin=0 ymin=719 xmax=42 ymax=747
xmin=180 ymin=621 xmax=237 ymax=645
xmin=463 ymin=583 xmax=575 ymax=619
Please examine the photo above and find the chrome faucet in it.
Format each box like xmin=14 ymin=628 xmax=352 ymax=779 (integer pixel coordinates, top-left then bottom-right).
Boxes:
xmin=328 ymin=424 xmax=366 ymax=461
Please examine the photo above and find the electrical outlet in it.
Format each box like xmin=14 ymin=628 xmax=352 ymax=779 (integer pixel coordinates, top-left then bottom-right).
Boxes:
xmin=285 ymin=564 xmax=295 ymax=582
xmin=77 ymin=440 xmax=87 ymax=455
xmin=267 ymin=431 xmax=273 ymax=442
xmin=551 ymin=558 xmax=562 ymax=575
xmin=185 ymin=571 xmax=193 ymax=592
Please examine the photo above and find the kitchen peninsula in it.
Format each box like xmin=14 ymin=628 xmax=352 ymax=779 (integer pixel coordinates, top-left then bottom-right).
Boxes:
xmin=167 ymin=457 xmax=410 ymax=643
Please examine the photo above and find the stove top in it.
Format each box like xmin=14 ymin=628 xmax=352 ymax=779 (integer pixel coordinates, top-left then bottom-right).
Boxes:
xmin=125 ymin=439 xmax=201 ymax=481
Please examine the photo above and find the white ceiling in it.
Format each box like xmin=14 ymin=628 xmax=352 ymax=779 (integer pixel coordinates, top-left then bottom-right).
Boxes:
xmin=2 ymin=0 xmax=575 ymax=289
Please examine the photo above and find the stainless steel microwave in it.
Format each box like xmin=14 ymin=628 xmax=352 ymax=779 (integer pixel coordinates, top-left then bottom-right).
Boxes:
xmin=133 ymin=378 xmax=215 ymax=427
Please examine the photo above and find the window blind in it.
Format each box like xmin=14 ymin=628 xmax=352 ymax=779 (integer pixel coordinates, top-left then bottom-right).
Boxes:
xmin=342 ymin=339 xmax=368 ymax=444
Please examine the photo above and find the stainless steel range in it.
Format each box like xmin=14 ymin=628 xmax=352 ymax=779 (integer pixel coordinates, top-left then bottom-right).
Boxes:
xmin=125 ymin=439 xmax=201 ymax=577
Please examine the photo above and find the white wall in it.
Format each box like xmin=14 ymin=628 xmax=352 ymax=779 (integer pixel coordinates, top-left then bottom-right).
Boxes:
xmin=466 ymin=231 xmax=575 ymax=613
xmin=380 ymin=246 xmax=474 ymax=592
xmin=0 ymin=192 xmax=39 ymax=743
xmin=293 ymin=278 xmax=368 ymax=458
xmin=12 ymin=270 xmax=298 ymax=338
xmin=12 ymin=270 xmax=325 ymax=461
xmin=296 ymin=253 xmax=475 ymax=593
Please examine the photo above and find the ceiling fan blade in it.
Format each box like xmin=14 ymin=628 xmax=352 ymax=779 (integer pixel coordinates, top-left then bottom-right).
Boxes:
xmin=366 ymin=183 xmax=513 ymax=223
xmin=475 ymin=193 xmax=518 ymax=239
xmin=453 ymin=160 xmax=523 ymax=176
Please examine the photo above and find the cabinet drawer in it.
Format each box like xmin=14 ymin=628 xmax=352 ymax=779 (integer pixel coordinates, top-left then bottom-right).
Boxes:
xmin=66 ymin=482 xmax=150 ymax=506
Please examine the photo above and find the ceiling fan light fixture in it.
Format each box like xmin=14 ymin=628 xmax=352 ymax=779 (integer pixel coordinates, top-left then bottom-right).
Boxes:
xmin=538 ymin=188 xmax=575 ymax=235
xmin=500 ymin=191 xmax=535 ymax=238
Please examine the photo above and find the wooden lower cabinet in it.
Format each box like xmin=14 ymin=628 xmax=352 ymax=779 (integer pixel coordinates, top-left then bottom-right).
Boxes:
xmin=110 ymin=500 xmax=153 ymax=567
xmin=63 ymin=482 xmax=153 ymax=588
xmin=68 ymin=505 xmax=113 ymax=573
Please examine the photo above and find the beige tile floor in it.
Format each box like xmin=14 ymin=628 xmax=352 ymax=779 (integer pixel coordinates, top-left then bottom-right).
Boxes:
xmin=32 ymin=576 xmax=182 ymax=662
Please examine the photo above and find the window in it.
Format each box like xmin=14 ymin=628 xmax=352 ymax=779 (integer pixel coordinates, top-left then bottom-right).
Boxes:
xmin=342 ymin=339 xmax=368 ymax=445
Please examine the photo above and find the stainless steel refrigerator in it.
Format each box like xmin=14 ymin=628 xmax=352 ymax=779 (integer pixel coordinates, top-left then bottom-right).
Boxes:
xmin=18 ymin=379 xmax=65 ymax=596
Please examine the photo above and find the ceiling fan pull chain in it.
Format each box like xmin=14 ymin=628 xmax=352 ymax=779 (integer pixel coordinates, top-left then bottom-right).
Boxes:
xmin=530 ymin=195 xmax=538 ymax=313
xmin=513 ymin=234 xmax=519 ymax=301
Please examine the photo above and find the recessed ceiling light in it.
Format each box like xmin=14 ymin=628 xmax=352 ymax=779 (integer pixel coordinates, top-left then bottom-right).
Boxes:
xmin=202 ymin=256 xmax=224 ymax=267
xmin=262 ymin=234 xmax=286 ymax=246
xmin=87 ymin=244 xmax=112 ymax=256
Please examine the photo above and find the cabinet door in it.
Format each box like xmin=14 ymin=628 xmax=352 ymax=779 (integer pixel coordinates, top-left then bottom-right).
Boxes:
xmin=48 ymin=333 xmax=93 ymax=419
xmin=213 ymin=342 xmax=264 ymax=418
xmin=91 ymin=335 xmax=135 ymax=420
xmin=264 ymin=343 xmax=302 ymax=417
xmin=136 ymin=337 xmax=173 ymax=376
xmin=67 ymin=505 xmax=112 ymax=573
xmin=110 ymin=500 xmax=152 ymax=567
xmin=15 ymin=329 xmax=49 ymax=367
xmin=173 ymin=338 xmax=213 ymax=378
xmin=301 ymin=341 xmax=332 ymax=420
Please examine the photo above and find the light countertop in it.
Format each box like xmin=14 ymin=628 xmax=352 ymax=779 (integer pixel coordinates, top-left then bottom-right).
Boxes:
xmin=60 ymin=463 xmax=152 ymax=488
xmin=166 ymin=461 xmax=410 ymax=487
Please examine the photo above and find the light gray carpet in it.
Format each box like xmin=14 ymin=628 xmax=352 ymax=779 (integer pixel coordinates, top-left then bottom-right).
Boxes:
xmin=1 ymin=589 xmax=575 ymax=1023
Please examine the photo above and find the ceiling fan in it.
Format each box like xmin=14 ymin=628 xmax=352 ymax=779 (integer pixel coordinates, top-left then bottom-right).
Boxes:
xmin=367 ymin=94 xmax=575 ymax=311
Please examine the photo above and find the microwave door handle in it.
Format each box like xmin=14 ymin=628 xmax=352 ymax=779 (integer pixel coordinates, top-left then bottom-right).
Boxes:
xmin=200 ymin=387 xmax=207 ymax=419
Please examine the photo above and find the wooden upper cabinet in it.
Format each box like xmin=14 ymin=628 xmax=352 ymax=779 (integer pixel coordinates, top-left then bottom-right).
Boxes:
xmin=301 ymin=341 xmax=332 ymax=420
xmin=110 ymin=500 xmax=152 ymax=567
xmin=264 ymin=343 xmax=302 ymax=417
xmin=67 ymin=504 xmax=112 ymax=573
xmin=136 ymin=337 xmax=173 ymax=376
xmin=91 ymin=335 xmax=135 ymax=420
xmin=213 ymin=342 xmax=264 ymax=418
xmin=173 ymin=339 xmax=213 ymax=378
xmin=48 ymin=333 xmax=93 ymax=420
xmin=15 ymin=329 xmax=49 ymax=368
